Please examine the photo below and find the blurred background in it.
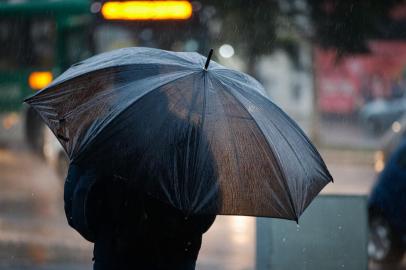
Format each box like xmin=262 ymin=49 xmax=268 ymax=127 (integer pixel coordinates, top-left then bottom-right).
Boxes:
xmin=1 ymin=0 xmax=406 ymax=269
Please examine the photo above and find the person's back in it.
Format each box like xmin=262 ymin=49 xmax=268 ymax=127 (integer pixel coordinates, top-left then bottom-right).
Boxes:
xmin=93 ymin=180 xmax=216 ymax=270
xmin=64 ymin=92 xmax=218 ymax=269
xmin=64 ymin=164 xmax=216 ymax=270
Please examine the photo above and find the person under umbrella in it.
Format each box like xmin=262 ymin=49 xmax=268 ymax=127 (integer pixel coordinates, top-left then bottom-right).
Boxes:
xmin=65 ymin=91 xmax=218 ymax=270
xmin=25 ymin=47 xmax=333 ymax=269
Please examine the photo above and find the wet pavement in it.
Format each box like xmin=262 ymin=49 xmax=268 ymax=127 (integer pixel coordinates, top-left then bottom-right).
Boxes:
xmin=0 ymin=135 xmax=255 ymax=270
xmin=0 ymin=144 xmax=92 ymax=269
xmin=319 ymin=117 xmax=380 ymax=150
xmin=0 ymin=114 xmax=257 ymax=269
xmin=0 ymin=120 xmax=404 ymax=269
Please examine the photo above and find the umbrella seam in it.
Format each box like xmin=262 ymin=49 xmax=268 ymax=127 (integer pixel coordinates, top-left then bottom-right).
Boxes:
xmin=189 ymin=72 xmax=211 ymax=213
xmin=212 ymin=79 xmax=286 ymax=218
xmin=25 ymin=64 xmax=202 ymax=102
xmin=182 ymin=80 xmax=201 ymax=211
xmin=217 ymin=72 xmax=333 ymax=213
xmin=216 ymin=71 xmax=332 ymax=212
xmin=125 ymin=87 xmax=203 ymax=209
xmin=216 ymin=78 xmax=284 ymax=216
xmin=212 ymin=80 xmax=250 ymax=215
xmin=73 ymin=70 xmax=200 ymax=161
xmin=213 ymin=76 xmax=298 ymax=220
xmin=218 ymin=71 xmax=332 ymax=183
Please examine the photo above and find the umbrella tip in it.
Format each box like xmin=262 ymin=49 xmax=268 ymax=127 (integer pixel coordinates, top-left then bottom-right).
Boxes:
xmin=295 ymin=217 xmax=299 ymax=224
xmin=204 ymin=49 xmax=214 ymax=70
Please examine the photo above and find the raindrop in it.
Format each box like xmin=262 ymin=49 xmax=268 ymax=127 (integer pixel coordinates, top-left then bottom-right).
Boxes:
xmin=341 ymin=264 xmax=345 ymax=268
xmin=140 ymin=29 xmax=153 ymax=41
xmin=338 ymin=226 xmax=342 ymax=230
xmin=90 ymin=2 xmax=102 ymax=13
xmin=184 ymin=39 xmax=199 ymax=52
xmin=282 ymin=237 xmax=286 ymax=242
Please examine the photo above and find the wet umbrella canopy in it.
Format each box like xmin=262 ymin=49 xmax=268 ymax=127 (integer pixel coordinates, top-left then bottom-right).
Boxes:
xmin=25 ymin=47 xmax=332 ymax=221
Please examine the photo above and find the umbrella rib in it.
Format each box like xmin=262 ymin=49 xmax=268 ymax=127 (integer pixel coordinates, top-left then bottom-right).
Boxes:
xmin=218 ymin=83 xmax=258 ymax=213
xmin=213 ymin=77 xmax=298 ymax=220
xmin=241 ymin=120 xmax=286 ymax=217
xmin=267 ymin=120 xmax=309 ymax=214
xmin=218 ymin=73 xmax=332 ymax=214
xmin=222 ymin=73 xmax=332 ymax=183
xmin=128 ymin=87 xmax=201 ymax=209
xmin=27 ymin=64 xmax=201 ymax=100
xmin=180 ymin=74 xmax=206 ymax=211
xmin=73 ymin=70 xmax=199 ymax=161
xmin=212 ymin=68 xmax=268 ymax=96
xmin=190 ymin=72 xmax=221 ymax=213
xmin=213 ymin=79 xmax=285 ymax=218
xmin=144 ymin=83 xmax=209 ymax=212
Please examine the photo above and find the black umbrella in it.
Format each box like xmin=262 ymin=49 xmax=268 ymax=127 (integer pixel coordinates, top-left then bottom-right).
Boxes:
xmin=25 ymin=47 xmax=332 ymax=221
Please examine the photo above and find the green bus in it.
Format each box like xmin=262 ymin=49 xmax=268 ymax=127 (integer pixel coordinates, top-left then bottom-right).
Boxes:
xmin=0 ymin=0 xmax=204 ymax=175
xmin=0 ymin=0 xmax=93 ymax=169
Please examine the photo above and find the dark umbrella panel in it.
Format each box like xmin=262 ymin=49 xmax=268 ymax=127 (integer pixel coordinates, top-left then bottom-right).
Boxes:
xmin=25 ymin=47 xmax=332 ymax=220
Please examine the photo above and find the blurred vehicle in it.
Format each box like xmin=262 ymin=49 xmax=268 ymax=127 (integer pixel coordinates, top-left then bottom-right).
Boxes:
xmin=0 ymin=0 xmax=203 ymax=178
xmin=92 ymin=1 xmax=205 ymax=55
xmin=374 ymin=115 xmax=406 ymax=173
xmin=0 ymin=0 xmax=93 ymax=176
xmin=359 ymin=96 xmax=406 ymax=135
xmin=368 ymin=140 xmax=406 ymax=264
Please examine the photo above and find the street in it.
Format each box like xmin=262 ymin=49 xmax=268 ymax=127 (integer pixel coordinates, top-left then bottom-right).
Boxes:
xmin=0 ymin=144 xmax=256 ymax=270
xmin=0 ymin=129 xmax=256 ymax=270
xmin=0 ymin=126 xmax=404 ymax=270
xmin=2 ymin=0 xmax=406 ymax=268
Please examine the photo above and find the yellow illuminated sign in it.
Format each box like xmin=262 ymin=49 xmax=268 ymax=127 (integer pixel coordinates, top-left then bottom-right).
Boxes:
xmin=28 ymin=71 xmax=53 ymax=90
xmin=101 ymin=1 xmax=193 ymax=20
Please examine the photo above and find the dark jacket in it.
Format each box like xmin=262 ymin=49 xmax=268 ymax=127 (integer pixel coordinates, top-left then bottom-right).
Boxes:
xmin=64 ymin=164 xmax=216 ymax=270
